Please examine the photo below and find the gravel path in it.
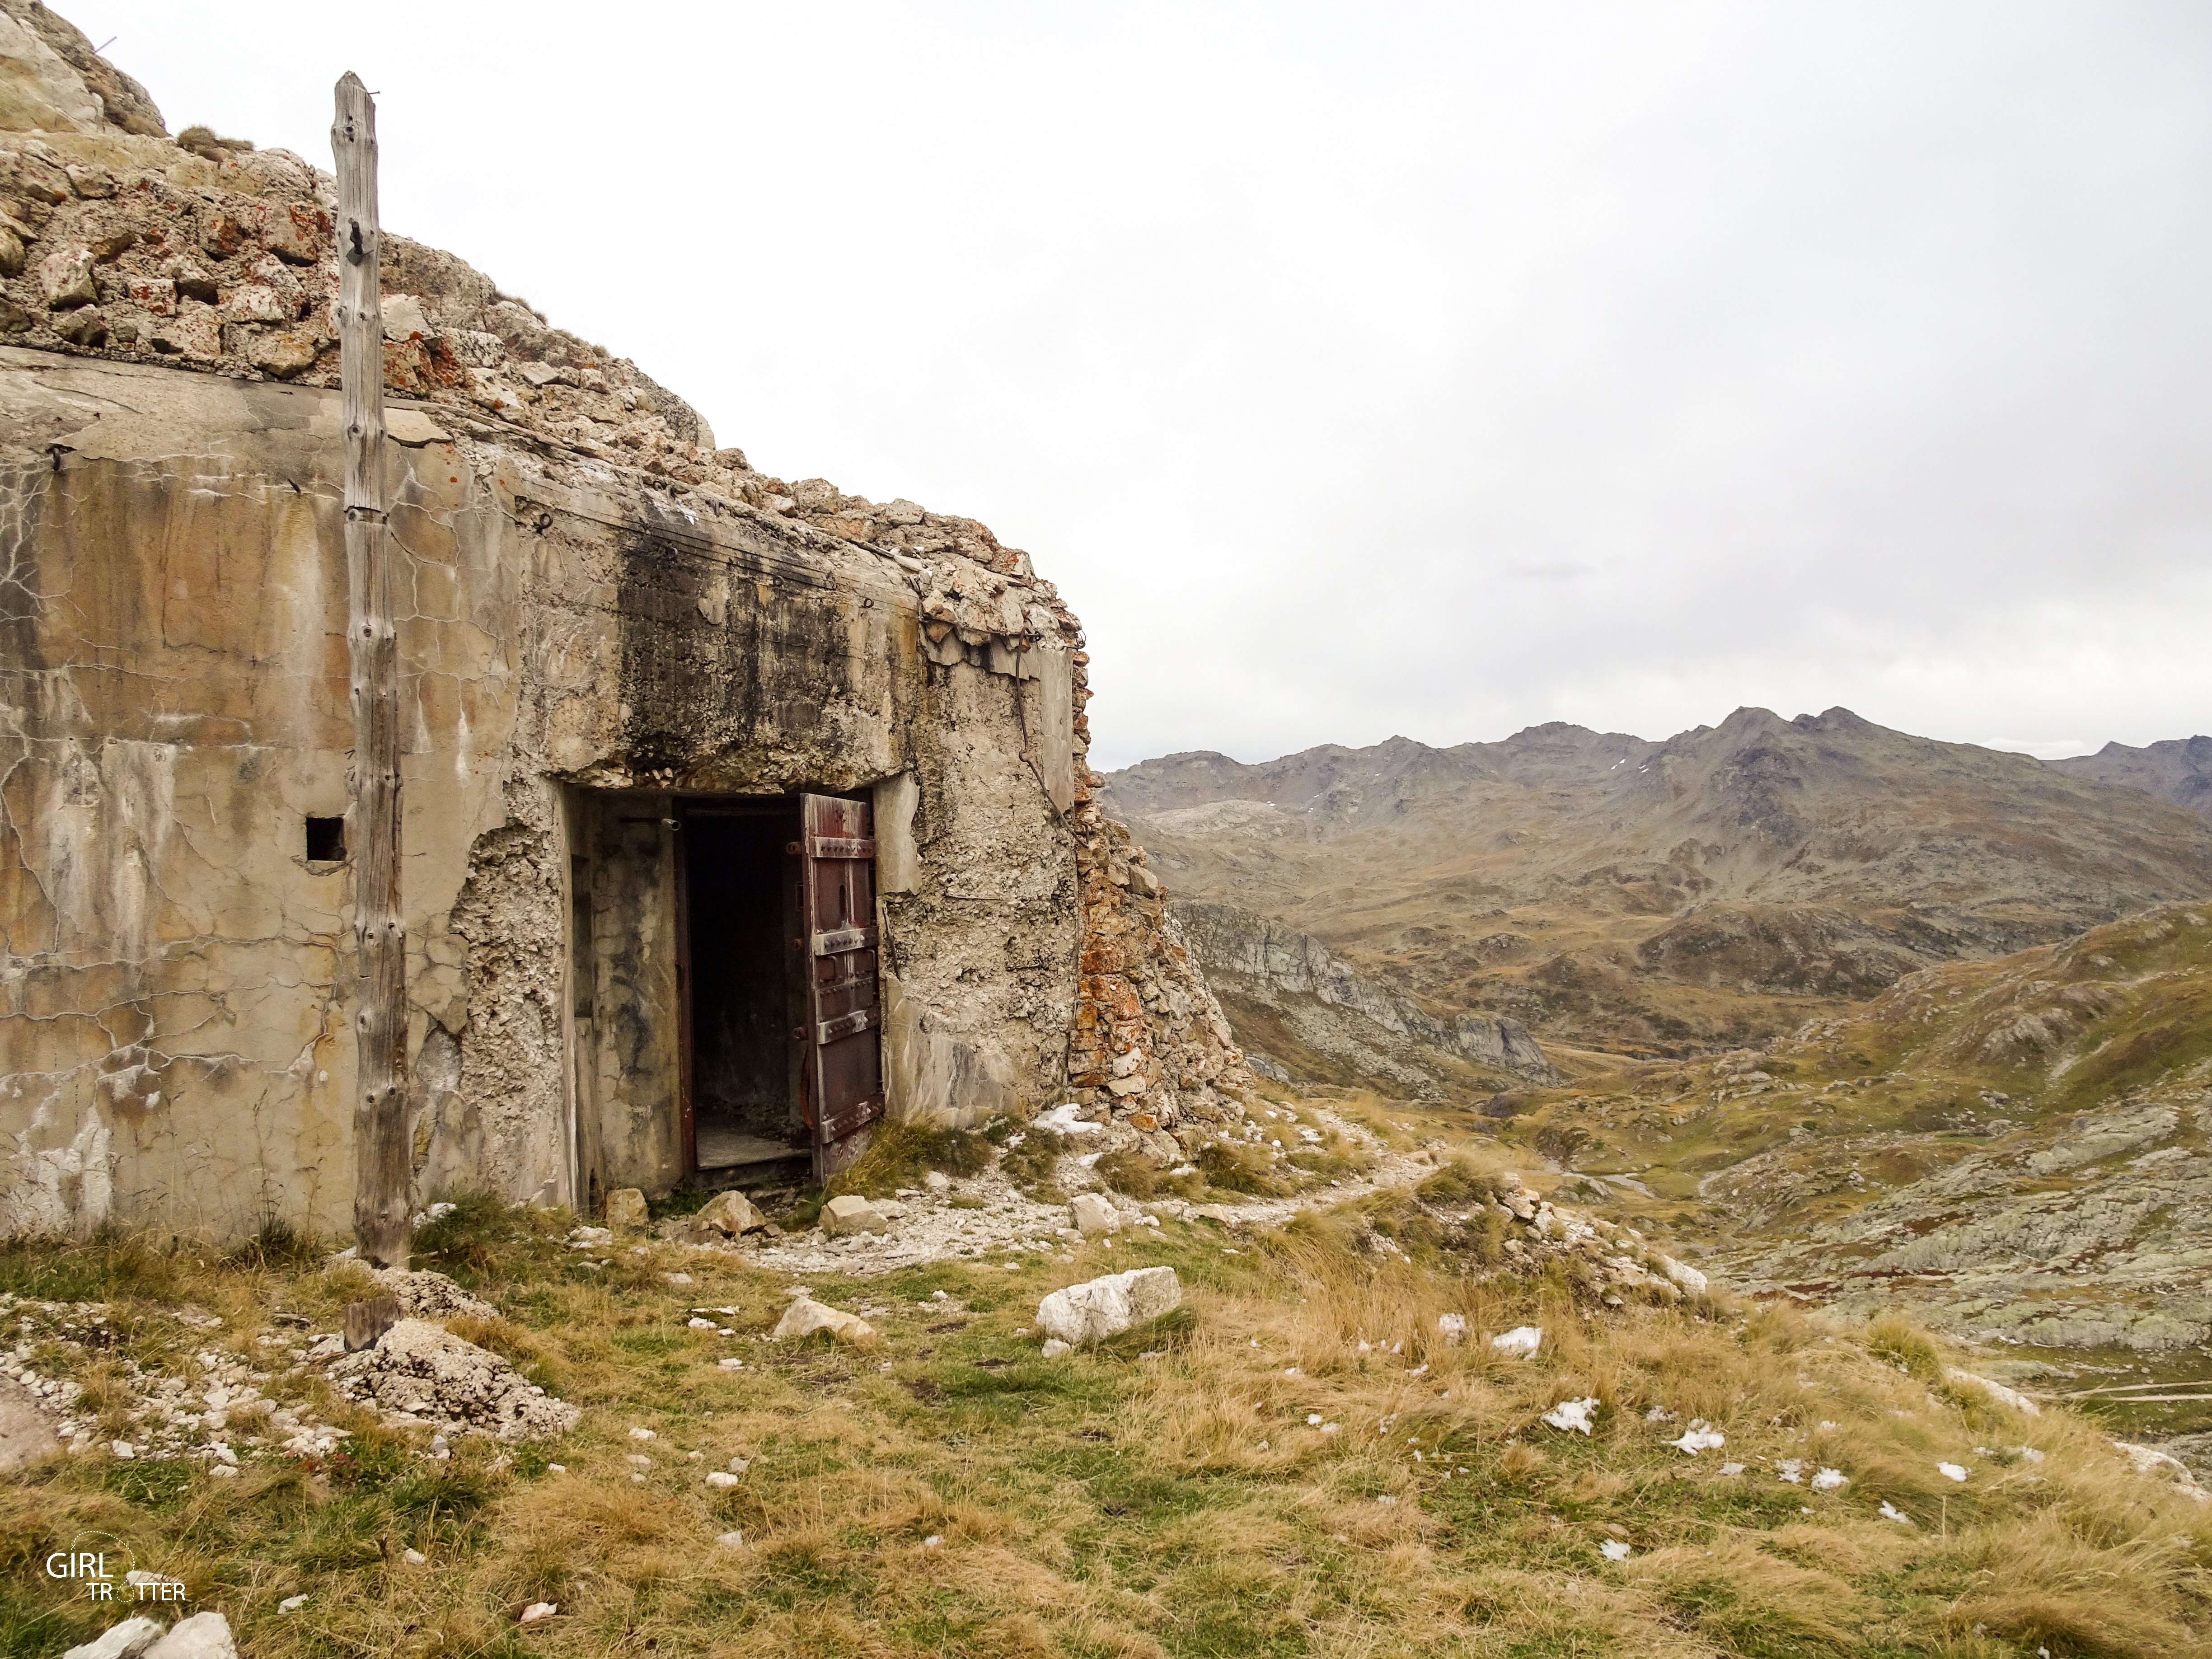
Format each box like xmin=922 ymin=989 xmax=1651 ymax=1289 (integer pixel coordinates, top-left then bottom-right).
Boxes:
xmin=717 ymin=1103 xmax=1441 ymax=1280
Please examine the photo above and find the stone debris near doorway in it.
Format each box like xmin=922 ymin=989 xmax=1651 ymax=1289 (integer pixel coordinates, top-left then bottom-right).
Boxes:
xmin=605 ymin=1190 xmax=650 ymax=1233
xmin=677 ymin=1100 xmax=1418 ymax=1281
xmin=327 ymin=1318 xmax=581 ymax=1442
xmin=821 ymin=1195 xmax=890 ymax=1237
xmin=678 ymin=1190 xmax=769 ymax=1241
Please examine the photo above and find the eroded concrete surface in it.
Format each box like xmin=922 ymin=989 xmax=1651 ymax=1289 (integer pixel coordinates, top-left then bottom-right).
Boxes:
xmin=0 ymin=22 xmax=1255 ymax=1242
xmin=0 ymin=354 xmax=1098 ymax=1237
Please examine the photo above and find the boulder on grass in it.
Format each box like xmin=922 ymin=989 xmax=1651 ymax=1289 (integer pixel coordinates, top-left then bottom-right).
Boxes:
xmin=1036 ymin=1266 xmax=1181 ymax=1345
xmin=689 ymin=1190 xmax=766 ymax=1238
xmin=772 ymin=1298 xmax=876 ymax=1344
xmin=61 ymin=1616 xmax=164 ymax=1659
xmin=144 ymin=1612 xmax=239 ymax=1659
xmin=1069 ymin=1192 xmax=1121 ymax=1235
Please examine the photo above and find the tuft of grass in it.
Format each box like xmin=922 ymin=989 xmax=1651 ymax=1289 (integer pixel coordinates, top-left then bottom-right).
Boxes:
xmin=825 ymin=1116 xmax=996 ymax=1202
xmin=1415 ymin=1154 xmax=1510 ymax=1207
xmin=411 ymin=1190 xmax=519 ymax=1280
xmin=998 ymin=1126 xmax=1069 ymax=1202
xmin=1865 ymin=1310 xmax=1944 ymax=1382
xmin=1094 ymin=1148 xmax=1204 ymax=1203
xmin=1197 ymin=1140 xmax=1294 ymax=1197
xmin=224 ymin=1209 xmax=321 ymax=1273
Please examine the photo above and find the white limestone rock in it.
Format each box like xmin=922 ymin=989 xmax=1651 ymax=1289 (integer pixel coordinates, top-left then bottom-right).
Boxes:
xmin=1655 ymin=1254 xmax=1708 ymax=1296
xmin=822 ymin=1195 xmax=888 ymax=1237
xmin=1069 ymin=1193 xmax=1121 ymax=1235
xmin=1035 ymin=1266 xmax=1181 ymax=1345
xmin=62 ymin=1617 xmax=164 ymax=1659
xmin=143 ymin=1612 xmax=239 ymax=1659
xmin=772 ymin=1298 xmax=876 ymax=1343
xmin=689 ymin=1190 xmax=766 ymax=1238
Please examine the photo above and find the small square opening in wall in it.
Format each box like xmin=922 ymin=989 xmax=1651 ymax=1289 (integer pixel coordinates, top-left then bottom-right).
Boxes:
xmin=305 ymin=816 xmax=347 ymax=861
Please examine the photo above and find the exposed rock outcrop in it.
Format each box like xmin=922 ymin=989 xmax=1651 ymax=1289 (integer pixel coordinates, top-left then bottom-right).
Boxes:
xmin=1172 ymin=898 xmax=1557 ymax=1092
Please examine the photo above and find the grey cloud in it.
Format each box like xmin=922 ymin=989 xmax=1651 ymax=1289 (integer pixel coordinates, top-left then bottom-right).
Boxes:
xmin=92 ymin=0 xmax=2212 ymax=769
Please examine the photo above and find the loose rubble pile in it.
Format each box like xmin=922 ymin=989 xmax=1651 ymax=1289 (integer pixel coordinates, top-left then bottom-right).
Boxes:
xmin=0 ymin=1292 xmax=349 ymax=1470
xmin=327 ymin=1318 xmax=579 ymax=1443
xmin=367 ymin=1266 xmax=498 ymax=1322
xmin=0 ymin=1266 xmax=579 ymax=1472
xmin=1427 ymin=1179 xmax=1713 ymax=1307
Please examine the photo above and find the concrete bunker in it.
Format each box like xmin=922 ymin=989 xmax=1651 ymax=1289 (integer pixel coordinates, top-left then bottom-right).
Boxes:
xmin=0 ymin=15 xmax=1259 ymax=1245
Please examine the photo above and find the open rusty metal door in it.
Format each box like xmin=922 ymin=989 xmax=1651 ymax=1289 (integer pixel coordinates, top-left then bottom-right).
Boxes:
xmin=795 ymin=794 xmax=883 ymax=1179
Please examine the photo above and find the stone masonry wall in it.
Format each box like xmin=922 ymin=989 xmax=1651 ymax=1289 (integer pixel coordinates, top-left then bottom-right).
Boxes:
xmin=1069 ymin=808 xmax=1256 ymax=1154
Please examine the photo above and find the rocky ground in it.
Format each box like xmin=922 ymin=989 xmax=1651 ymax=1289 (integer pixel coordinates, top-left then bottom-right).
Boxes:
xmin=734 ymin=1100 xmax=1435 ymax=1280
xmin=1472 ymin=902 xmax=2212 ymax=1445
xmin=15 ymin=1120 xmax=2212 ymax=1659
xmin=1705 ymin=1092 xmax=2212 ymax=1353
xmin=0 ymin=1267 xmax=578 ymax=1482
xmin=648 ymin=1096 xmax=1713 ymax=1324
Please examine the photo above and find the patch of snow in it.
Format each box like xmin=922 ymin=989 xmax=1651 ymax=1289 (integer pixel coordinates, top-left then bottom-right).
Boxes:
xmin=1667 ymin=1421 xmax=1724 ymax=1455
xmin=1542 ymin=1397 xmax=1600 ymax=1435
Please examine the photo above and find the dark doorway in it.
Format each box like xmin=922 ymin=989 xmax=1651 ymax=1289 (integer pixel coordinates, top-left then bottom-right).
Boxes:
xmin=680 ymin=799 xmax=806 ymax=1177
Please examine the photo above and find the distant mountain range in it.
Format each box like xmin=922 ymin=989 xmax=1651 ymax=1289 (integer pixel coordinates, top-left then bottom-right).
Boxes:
xmin=1106 ymin=709 xmax=2212 ymax=1067
xmin=2048 ymin=735 xmax=2212 ymax=820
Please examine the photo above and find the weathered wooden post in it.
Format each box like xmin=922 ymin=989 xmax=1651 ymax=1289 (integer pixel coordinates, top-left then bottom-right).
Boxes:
xmin=333 ymin=73 xmax=409 ymax=1269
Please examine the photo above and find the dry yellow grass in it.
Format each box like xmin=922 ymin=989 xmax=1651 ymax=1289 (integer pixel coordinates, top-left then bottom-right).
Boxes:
xmin=3 ymin=1197 xmax=2209 ymax=1658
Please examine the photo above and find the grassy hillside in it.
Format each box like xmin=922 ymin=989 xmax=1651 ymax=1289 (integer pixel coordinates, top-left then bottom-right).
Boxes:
xmin=5 ymin=1167 xmax=2212 ymax=1659
xmin=1478 ymin=903 xmax=2212 ymax=1432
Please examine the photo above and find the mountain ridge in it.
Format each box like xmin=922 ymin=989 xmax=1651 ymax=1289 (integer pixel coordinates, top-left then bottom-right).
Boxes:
xmin=1102 ymin=707 xmax=2212 ymax=1057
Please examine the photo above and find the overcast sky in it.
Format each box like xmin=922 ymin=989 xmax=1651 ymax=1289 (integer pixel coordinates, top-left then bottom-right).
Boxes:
xmin=82 ymin=0 xmax=2212 ymax=768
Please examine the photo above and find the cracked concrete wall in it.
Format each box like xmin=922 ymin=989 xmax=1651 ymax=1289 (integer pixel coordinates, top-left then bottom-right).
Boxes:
xmin=0 ymin=13 xmax=1258 ymax=1239
xmin=0 ymin=351 xmax=1084 ymax=1239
